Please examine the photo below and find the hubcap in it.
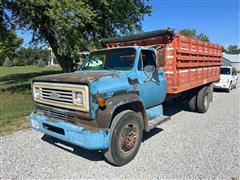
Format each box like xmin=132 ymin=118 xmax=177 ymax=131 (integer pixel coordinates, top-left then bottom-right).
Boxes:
xmin=119 ymin=123 xmax=138 ymax=153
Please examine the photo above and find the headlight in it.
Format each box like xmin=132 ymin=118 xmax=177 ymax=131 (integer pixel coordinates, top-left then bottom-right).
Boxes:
xmin=73 ymin=92 xmax=84 ymax=106
xmin=222 ymin=79 xmax=230 ymax=83
xmin=33 ymin=87 xmax=40 ymax=99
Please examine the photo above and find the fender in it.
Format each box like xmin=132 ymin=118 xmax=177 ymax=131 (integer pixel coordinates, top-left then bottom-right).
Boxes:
xmin=95 ymin=93 xmax=147 ymax=130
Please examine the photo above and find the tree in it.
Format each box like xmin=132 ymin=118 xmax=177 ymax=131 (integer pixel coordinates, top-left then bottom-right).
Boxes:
xmin=37 ymin=59 xmax=46 ymax=67
xmin=5 ymin=0 xmax=152 ymax=72
xmin=14 ymin=47 xmax=51 ymax=65
xmin=196 ymin=33 xmax=210 ymax=42
xmin=178 ymin=28 xmax=210 ymax=42
xmin=178 ymin=28 xmax=197 ymax=38
xmin=0 ymin=1 xmax=23 ymax=65
xmin=225 ymin=45 xmax=240 ymax=54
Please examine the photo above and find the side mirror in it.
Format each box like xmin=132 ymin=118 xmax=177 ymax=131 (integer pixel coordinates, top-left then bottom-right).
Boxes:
xmin=144 ymin=65 xmax=155 ymax=72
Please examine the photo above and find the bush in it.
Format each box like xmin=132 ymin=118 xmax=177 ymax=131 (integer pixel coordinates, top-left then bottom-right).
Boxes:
xmin=12 ymin=57 xmax=25 ymax=66
xmin=3 ymin=57 xmax=13 ymax=67
xmin=37 ymin=59 xmax=46 ymax=67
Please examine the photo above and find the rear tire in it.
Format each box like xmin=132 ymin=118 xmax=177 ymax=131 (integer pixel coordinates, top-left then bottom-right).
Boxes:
xmin=104 ymin=110 xmax=143 ymax=166
xmin=187 ymin=90 xmax=197 ymax=112
xmin=196 ymin=86 xmax=210 ymax=113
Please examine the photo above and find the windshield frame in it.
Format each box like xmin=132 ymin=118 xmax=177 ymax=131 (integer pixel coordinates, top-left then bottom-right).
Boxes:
xmin=79 ymin=47 xmax=137 ymax=71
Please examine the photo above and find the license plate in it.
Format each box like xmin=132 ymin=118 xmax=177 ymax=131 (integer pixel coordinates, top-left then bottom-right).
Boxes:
xmin=31 ymin=119 xmax=40 ymax=129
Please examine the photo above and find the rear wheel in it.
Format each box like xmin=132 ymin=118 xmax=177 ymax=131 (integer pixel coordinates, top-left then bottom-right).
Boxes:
xmin=197 ymin=86 xmax=210 ymax=113
xmin=104 ymin=110 xmax=143 ymax=166
xmin=187 ymin=90 xmax=197 ymax=112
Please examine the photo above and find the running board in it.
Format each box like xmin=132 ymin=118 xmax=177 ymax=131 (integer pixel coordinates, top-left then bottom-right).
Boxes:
xmin=147 ymin=115 xmax=171 ymax=131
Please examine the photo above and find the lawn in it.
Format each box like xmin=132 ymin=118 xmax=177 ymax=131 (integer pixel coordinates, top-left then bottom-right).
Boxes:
xmin=0 ymin=65 xmax=61 ymax=135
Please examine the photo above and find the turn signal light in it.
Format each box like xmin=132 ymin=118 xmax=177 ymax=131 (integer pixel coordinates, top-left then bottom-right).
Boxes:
xmin=97 ymin=98 xmax=106 ymax=108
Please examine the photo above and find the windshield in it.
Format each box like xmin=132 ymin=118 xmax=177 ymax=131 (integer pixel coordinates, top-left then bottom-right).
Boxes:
xmin=81 ymin=48 xmax=135 ymax=71
xmin=220 ymin=67 xmax=231 ymax=75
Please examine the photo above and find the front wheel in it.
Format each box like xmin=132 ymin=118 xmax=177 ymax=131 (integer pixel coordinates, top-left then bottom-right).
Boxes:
xmin=235 ymin=80 xmax=238 ymax=88
xmin=226 ymin=82 xmax=232 ymax=93
xmin=104 ymin=110 xmax=143 ymax=166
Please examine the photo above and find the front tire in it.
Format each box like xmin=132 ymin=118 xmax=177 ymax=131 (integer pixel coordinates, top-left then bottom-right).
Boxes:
xmin=104 ymin=110 xmax=143 ymax=166
xmin=235 ymin=80 xmax=238 ymax=88
xmin=226 ymin=82 xmax=232 ymax=93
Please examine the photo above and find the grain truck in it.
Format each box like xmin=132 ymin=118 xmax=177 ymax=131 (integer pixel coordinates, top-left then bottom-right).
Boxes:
xmin=29 ymin=29 xmax=222 ymax=166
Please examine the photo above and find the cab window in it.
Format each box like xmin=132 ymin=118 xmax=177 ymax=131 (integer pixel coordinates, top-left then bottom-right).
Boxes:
xmin=138 ymin=50 xmax=156 ymax=70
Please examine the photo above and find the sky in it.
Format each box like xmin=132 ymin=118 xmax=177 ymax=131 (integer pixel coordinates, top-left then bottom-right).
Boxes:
xmin=17 ymin=0 xmax=240 ymax=48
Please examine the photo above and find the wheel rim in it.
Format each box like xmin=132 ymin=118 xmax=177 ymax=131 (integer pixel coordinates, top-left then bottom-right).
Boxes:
xmin=119 ymin=123 xmax=138 ymax=153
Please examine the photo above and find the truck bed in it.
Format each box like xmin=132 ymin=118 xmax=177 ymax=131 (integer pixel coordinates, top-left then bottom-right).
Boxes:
xmin=101 ymin=29 xmax=222 ymax=94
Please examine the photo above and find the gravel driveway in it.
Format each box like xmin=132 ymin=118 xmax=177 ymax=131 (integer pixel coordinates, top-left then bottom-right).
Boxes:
xmin=1 ymin=82 xmax=239 ymax=179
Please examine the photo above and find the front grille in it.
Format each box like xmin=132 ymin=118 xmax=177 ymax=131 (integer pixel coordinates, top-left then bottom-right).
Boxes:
xmin=37 ymin=106 xmax=75 ymax=122
xmin=40 ymin=88 xmax=73 ymax=104
xmin=33 ymin=82 xmax=89 ymax=112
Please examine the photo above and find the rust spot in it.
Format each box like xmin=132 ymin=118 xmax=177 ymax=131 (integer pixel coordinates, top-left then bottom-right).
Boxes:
xmin=128 ymin=77 xmax=139 ymax=95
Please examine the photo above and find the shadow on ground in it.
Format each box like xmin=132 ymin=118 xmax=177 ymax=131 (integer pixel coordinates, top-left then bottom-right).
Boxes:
xmin=42 ymin=127 xmax=164 ymax=162
xmin=163 ymin=99 xmax=192 ymax=116
xmin=42 ymin=134 xmax=105 ymax=161
xmin=41 ymin=99 xmax=192 ymax=162
xmin=0 ymin=70 xmax=62 ymax=93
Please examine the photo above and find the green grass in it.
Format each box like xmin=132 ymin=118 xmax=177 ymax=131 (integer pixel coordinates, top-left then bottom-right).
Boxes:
xmin=0 ymin=65 xmax=61 ymax=135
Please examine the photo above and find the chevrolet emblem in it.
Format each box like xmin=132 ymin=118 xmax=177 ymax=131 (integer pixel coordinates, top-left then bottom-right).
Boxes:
xmin=50 ymin=92 xmax=60 ymax=99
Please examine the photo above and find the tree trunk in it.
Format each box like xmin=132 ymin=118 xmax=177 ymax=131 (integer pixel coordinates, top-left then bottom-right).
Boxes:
xmin=57 ymin=55 xmax=75 ymax=73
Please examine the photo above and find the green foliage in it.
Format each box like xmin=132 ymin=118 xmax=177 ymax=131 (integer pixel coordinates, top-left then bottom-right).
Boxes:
xmin=37 ymin=59 xmax=46 ymax=67
xmin=196 ymin=33 xmax=210 ymax=42
xmin=178 ymin=28 xmax=210 ymax=42
xmin=12 ymin=57 xmax=22 ymax=66
xmin=225 ymin=45 xmax=240 ymax=54
xmin=0 ymin=2 xmax=23 ymax=65
xmin=3 ymin=57 xmax=12 ymax=67
xmin=178 ymin=28 xmax=197 ymax=38
xmin=15 ymin=47 xmax=51 ymax=66
xmin=5 ymin=0 xmax=152 ymax=72
xmin=4 ymin=47 xmax=51 ymax=66
xmin=0 ymin=29 xmax=23 ymax=65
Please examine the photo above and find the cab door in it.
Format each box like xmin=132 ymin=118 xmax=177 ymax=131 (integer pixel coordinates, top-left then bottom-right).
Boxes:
xmin=136 ymin=49 xmax=166 ymax=109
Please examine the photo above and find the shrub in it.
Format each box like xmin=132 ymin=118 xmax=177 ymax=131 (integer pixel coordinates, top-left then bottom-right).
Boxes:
xmin=12 ymin=57 xmax=25 ymax=66
xmin=37 ymin=59 xmax=46 ymax=67
xmin=3 ymin=57 xmax=13 ymax=67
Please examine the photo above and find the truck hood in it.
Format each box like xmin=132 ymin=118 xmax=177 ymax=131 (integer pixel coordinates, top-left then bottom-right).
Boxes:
xmin=220 ymin=74 xmax=231 ymax=80
xmin=32 ymin=71 xmax=121 ymax=84
xmin=32 ymin=70 xmax=135 ymax=96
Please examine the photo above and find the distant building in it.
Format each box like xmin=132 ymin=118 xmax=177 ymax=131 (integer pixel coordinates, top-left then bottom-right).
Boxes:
xmin=222 ymin=53 xmax=240 ymax=71
xmin=47 ymin=47 xmax=58 ymax=66
xmin=77 ymin=51 xmax=89 ymax=65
